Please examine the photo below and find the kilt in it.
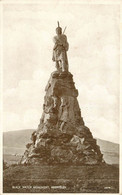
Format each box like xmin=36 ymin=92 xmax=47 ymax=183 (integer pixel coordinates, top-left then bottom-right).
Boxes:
xmin=52 ymin=45 xmax=68 ymax=65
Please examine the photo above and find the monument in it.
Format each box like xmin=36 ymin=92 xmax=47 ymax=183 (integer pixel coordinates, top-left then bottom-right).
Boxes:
xmin=21 ymin=22 xmax=104 ymax=165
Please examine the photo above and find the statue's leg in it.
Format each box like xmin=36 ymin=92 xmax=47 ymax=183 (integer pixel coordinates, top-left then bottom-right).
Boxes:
xmin=59 ymin=60 xmax=62 ymax=72
xmin=60 ymin=51 xmax=68 ymax=72
xmin=55 ymin=61 xmax=59 ymax=71
xmin=62 ymin=60 xmax=68 ymax=72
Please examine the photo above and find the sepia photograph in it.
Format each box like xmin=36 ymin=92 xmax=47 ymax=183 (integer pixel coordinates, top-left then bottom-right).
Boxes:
xmin=1 ymin=0 xmax=120 ymax=193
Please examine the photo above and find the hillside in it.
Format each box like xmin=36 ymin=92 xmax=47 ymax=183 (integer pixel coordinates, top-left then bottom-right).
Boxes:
xmin=97 ymin=138 xmax=119 ymax=165
xmin=3 ymin=129 xmax=119 ymax=165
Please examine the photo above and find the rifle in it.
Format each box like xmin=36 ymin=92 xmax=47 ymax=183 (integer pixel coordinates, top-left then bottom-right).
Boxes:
xmin=57 ymin=21 xmax=67 ymax=34
xmin=63 ymin=26 xmax=67 ymax=34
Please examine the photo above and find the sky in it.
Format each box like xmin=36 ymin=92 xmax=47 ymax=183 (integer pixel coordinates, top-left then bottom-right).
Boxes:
xmin=2 ymin=2 xmax=120 ymax=143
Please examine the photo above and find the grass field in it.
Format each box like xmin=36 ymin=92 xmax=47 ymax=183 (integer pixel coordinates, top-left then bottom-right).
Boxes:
xmin=3 ymin=164 xmax=119 ymax=193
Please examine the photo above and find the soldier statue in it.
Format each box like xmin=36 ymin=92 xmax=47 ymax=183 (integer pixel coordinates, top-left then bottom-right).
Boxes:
xmin=52 ymin=22 xmax=69 ymax=73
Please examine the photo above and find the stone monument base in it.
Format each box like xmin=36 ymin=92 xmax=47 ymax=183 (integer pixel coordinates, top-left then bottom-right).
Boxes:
xmin=21 ymin=71 xmax=104 ymax=165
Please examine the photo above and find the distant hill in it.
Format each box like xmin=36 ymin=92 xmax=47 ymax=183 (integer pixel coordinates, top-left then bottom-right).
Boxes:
xmin=97 ymin=138 xmax=119 ymax=165
xmin=3 ymin=129 xmax=119 ymax=165
xmin=3 ymin=129 xmax=34 ymax=155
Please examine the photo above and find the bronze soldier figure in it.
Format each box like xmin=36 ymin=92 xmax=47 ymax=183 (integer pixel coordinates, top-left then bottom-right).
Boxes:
xmin=52 ymin=22 xmax=69 ymax=73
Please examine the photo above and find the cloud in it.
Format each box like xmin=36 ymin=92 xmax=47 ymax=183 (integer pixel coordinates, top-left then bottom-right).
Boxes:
xmin=88 ymin=117 xmax=119 ymax=143
xmin=3 ymin=112 xmax=21 ymax=131
xmin=4 ymin=79 xmax=44 ymax=115
xmin=3 ymin=109 xmax=41 ymax=132
xmin=3 ymin=68 xmax=52 ymax=131
xmin=23 ymin=109 xmax=41 ymax=128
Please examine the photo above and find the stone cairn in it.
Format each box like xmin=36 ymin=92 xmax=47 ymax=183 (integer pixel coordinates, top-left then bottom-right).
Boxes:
xmin=21 ymin=71 xmax=104 ymax=165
